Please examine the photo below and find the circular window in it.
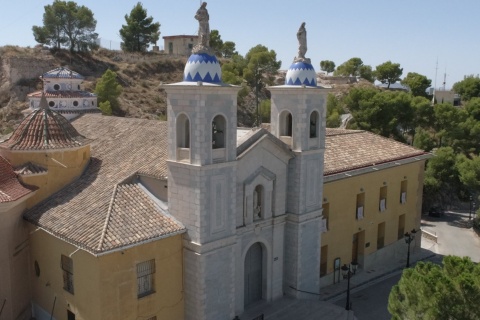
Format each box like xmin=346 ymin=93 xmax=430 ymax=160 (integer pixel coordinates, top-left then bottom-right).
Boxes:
xmin=49 ymin=101 xmax=55 ymax=107
xmin=53 ymin=84 xmax=60 ymax=90
xmin=34 ymin=260 xmax=40 ymax=277
xmin=73 ymin=101 xmax=79 ymax=107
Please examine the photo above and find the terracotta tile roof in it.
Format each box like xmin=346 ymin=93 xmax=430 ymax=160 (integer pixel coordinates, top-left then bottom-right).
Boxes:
xmin=0 ymin=156 xmax=36 ymax=203
xmin=27 ymin=90 xmax=96 ymax=99
xmin=324 ymin=128 xmax=427 ymax=175
xmin=42 ymin=67 xmax=84 ymax=79
xmin=98 ymin=183 xmax=184 ymax=252
xmin=15 ymin=162 xmax=47 ymax=175
xmin=0 ymin=95 xmax=91 ymax=151
xmin=24 ymin=114 xmax=182 ymax=254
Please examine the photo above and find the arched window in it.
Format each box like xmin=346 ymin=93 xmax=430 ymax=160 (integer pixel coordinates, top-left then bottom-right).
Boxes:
xmin=253 ymin=185 xmax=263 ymax=220
xmin=279 ymin=111 xmax=293 ymax=137
xmin=212 ymin=115 xmax=226 ymax=149
xmin=176 ymin=114 xmax=190 ymax=148
xmin=310 ymin=111 xmax=319 ymax=138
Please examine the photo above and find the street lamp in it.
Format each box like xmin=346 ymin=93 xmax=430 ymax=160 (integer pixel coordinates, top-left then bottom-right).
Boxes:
xmin=341 ymin=261 xmax=358 ymax=311
xmin=470 ymin=196 xmax=473 ymax=220
xmin=404 ymin=229 xmax=417 ymax=268
xmin=254 ymin=66 xmax=263 ymax=127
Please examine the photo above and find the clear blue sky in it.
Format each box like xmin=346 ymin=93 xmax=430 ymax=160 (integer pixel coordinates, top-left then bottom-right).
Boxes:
xmin=2 ymin=0 xmax=479 ymax=89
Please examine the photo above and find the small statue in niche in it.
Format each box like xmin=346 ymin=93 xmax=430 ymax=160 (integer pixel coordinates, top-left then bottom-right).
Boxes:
xmin=253 ymin=187 xmax=262 ymax=219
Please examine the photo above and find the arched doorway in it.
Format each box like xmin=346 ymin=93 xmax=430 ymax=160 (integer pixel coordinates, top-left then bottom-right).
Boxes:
xmin=244 ymin=242 xmax=263 ymax=307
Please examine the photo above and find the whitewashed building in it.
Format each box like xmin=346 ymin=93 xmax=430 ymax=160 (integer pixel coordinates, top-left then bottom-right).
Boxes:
xmin=27 ymin=67 xmax=99 ymax=120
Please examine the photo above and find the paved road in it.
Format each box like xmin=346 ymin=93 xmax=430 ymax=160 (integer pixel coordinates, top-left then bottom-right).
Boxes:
xmin=334 ymin=273 xmax=401 ymax=320
xmin=422 ymin=210 xmax=480 ymax=262
xmin=332 ymin=210 xmax=480 ymax=320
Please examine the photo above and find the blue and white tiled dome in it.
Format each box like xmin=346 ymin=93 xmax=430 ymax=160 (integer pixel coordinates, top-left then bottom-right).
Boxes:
xmin=184 ymin=53 xmax=222 ymax=83
xmin=285 ymin=61 xmax=317 ymax=86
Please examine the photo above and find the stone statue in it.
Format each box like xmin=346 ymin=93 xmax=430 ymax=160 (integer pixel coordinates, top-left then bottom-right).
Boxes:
xmin=295 ymin=22 xmax=311 ymax=64
xmin=192 ymin=2 xmax=212 ymax=54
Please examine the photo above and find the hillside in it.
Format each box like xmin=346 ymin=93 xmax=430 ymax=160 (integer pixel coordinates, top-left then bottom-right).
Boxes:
xmin=0 ymin=46 xmax=369 ymax=135
xmin=0 ymin=46 xmax=185 ymax=134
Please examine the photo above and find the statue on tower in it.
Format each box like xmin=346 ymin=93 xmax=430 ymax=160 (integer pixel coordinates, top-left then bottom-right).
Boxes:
xmin=294 ymin=22 xmax=311 ymax=64
xmin=192 ymin=2 xmax=213 ymax=55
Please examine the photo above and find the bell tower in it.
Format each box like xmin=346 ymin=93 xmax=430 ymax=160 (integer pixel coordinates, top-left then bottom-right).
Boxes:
xmin=270 ymin=22 xmax=330 ymax=299
xmin=163 ymin=3 xmax=240 ymax=319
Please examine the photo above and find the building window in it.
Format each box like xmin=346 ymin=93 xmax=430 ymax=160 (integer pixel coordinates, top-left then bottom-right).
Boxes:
xmin=212 ymin=115 xmax=226 ymax=149
xmin=379 ymin=186 xmax=387 ymax=212
xmin=73 ymin=100 xmax=79 ymax=107
xmin=54 ymin=84 xmax=60 ymax=90
xmin=176 ymin=114 xmax=190 ymax=148
xmin=61 ymin=255 xmax=74 ymax=294
xmin=137 ymin=259 xmax=155 ymax=298
xmin=279 ymin=111 xmax=293 ymax=137
xmin=400 ymin=180 xmax=407 ymax=204
xmin=169 ymin=42 xmax=173 ymax=54
xmin=310 ymin=111 xmax=319 ymax=138
xmin=253 ymin=185 xmax=263 ymax=220
xmin=377 ymin=222 xmax=385 ymax=249
xmin=49 ymin=101 xmax=55 ymax=107
xmin=398 ymin=214 xmax=405 ymax=240
xmin=322 ymin=202 xmax=329 ymax=231
xmin=320 ymin=245 xmax=328 ymax=277
xmin=67 ymin=310 xmax=76 ymax=320
xmin=356 ymin=193 xmax=365 ymax=220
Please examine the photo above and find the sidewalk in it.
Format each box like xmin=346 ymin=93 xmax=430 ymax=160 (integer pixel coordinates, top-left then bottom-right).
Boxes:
xmin=320 ymin=239 xmax=438 ymax=303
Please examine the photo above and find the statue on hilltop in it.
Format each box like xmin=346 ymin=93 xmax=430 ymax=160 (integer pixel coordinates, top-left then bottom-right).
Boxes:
xmin=192 ymin=2 xmax=213 ymax=55
xmin=294 ymin=22 xmax=311 ymax=64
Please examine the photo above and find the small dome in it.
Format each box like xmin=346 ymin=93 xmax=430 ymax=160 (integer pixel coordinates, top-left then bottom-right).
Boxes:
xmin=1 ymin=95 xmax=90 ymax=151
xmin=184 ymin=53 xmax=222 ymax=83
xmin=285 ymin=61 xmax=317 ymax=86
xmin=42 ymin=67 xmax=84 ymax=80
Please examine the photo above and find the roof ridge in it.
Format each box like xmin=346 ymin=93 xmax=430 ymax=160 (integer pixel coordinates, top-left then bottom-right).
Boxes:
xmin=97 ymin=184 xmax=119 ymax=251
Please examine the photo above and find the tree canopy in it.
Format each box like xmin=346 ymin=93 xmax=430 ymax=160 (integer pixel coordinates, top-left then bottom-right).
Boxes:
xmin=334 ymin=57 xmax=374 ymax=82
xmin=320 ymin=60 xmax=335 ymax=74
xmin=119 ymin=2 xmax=160 ymax=52
xmin=452 ymin=75 xmax=480 ymax=101
xmin=388 ymin=256 xmax=480 ymax=320
xmin=209 ymin=30 xmax=237 ymax=58
xmin=32 ymin=0 xmax=98 ymax=52
xmin=375 ymin=61 xmax=403 ymax=88
xmin=401 ymin=72 xmax=432 ymax=97
xmin=94 ymin=69 xmax=122 ymax=115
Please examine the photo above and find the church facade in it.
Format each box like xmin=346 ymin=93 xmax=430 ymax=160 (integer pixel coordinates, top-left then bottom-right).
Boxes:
xmin=0 ymin=5 xmax=430 ymax=320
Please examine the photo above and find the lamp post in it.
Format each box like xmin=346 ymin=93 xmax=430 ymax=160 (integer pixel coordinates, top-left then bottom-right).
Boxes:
xmin=470 ymin=196 xmax=473 ymax=220
xmin=404 ymin=229 xmax=417 ymax=268
xmin=341 ymin=261 xmax=358 ymax=311
xmin=254 ymin=66 xmax=263 ymax=127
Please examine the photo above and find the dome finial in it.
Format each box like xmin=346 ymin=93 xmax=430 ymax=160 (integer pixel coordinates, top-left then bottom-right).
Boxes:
xmin=39 ymin=91 xmax=49 ymax=110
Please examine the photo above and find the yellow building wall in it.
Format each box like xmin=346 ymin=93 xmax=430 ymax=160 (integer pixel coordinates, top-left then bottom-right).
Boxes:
xmin=0 ymin=199 xmax=32 ymax=320
xmin=321 ymin=160 xmax=425 ymax=278
xmin=28 ymin=226 xmax=184 ymax=320
xmin=1 ymin=145 xmax=90 ymax=208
